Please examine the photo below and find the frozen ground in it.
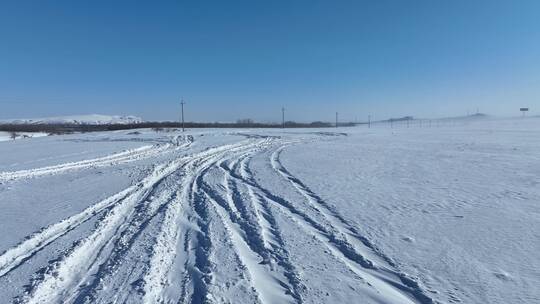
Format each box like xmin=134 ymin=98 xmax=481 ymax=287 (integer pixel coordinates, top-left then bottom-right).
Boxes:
xmin=0 ymin=118 xmax=538 ymax=303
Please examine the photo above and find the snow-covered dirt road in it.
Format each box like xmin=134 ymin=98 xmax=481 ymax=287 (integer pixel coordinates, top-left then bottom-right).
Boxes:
xmin=0 ymin=120 xmax=539 ymax=303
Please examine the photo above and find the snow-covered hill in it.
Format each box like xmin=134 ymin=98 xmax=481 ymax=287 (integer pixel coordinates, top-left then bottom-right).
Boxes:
xmin=0 ymin=114 xmax=144 ymax=125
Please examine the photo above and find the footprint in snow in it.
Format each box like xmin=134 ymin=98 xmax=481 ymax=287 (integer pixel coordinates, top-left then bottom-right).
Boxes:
xmin=401 ymin=236 xmax=415 ymax=243
xmin=493 ymin=271 xmax=512 ymax=281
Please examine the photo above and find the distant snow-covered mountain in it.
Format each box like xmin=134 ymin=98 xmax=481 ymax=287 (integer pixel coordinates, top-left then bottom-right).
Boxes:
xmin=0 ymin=114 xmax=144 ymax=125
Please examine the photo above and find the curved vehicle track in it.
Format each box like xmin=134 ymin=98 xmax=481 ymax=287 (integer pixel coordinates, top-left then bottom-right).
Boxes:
xmin=0 ymin=132 xmax=435 ymax=304
xmin=0 ymin=135 xmax=193 ymax=182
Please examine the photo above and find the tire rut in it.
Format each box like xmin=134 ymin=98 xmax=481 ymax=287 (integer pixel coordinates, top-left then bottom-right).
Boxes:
xmin=225 ymin=145 xmax=434 ymax=304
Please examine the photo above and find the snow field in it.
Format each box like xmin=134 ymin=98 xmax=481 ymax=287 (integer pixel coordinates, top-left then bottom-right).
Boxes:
xmin=0 ymin=119 xmax=538 ymax=303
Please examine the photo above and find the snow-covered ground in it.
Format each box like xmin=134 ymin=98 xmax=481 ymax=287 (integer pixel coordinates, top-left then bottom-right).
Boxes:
xmin=0 ymin=118 xmax=538 ymax=303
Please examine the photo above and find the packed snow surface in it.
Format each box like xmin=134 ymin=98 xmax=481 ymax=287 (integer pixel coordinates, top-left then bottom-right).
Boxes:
xmin=1 ymin=114 xmax=143 ymax=125
xmin=0 ymin=118 xmax=538 ymax=304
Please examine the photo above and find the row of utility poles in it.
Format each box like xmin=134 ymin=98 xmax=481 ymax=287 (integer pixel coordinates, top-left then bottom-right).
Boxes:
xmin=179 ymin=98 xmax=373 ymax=130
xmin=280 ymin=107 xmax=345 ymax=128
xmin=180 ymin=98 xmax=532 ymax=130
xmin=336 ymin=112 xmax=372 ymax=128
xmin=279 ymin=107 xmax=364 ymax=128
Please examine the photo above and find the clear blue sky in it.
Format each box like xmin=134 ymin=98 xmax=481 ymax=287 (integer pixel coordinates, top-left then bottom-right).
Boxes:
xmin=1 ymin=0 xmax=539 ymax=122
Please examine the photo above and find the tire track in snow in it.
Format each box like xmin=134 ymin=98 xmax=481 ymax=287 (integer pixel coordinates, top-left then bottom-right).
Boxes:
xmin=270 ymin=145 xmax=435 ymax=303
xmin=2 ymin=132 xmax=434 ymax=303
xmin=0 ymin=186 xmax=135 ymax=278
xmin=72 ymin=179 xmax=180 ymax=303
xmin=0 ymin=135 xmax=193 ymax=182
xmin=0 ymin=135 xmax=193 ymax=278
xmin=139 ymin=136 xmax=295 ymax=304
xmin=200 ymin=152 xmax=301 ymax=303
xmin=19 ymin=139 xmax=231 ymax=304
xmin=233 ymin=156 xmax=305 ymax=302
xmin=205 ymin=193 xmax=297 ymax=304
xmin=219 ymin=157 xmax=272 ymax=264
xmin=21 ymin=162 xmax=189 ymax=303
xmin=190 ymin=152 xmax=264 ymax=303
xmin=141 ymin=146 xmax=232 ymax=304
xmin=271 ymin=146 xmax=394 ymax=266
xmin=232 ymin=154 xmax=304 ymax=301
xmin=0 ymin=135 xmax=192 ymax=279
xmin=141 ymin=138 xmax=275 ymax=304
xmin=224 ymin=147 xmax=434 ymax=304
xmin=0 ymin=135 xmax=188 ymax=280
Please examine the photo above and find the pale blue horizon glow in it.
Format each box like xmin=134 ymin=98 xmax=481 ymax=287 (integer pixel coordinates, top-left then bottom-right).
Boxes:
xmin=1 ymin=1 xmax=539 ymax=122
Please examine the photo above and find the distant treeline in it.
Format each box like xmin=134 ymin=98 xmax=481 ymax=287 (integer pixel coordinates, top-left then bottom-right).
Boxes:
xmin=0 ymin=121 xmax=345 ymax=133
xmin=386 ymin=116 xmax=414 ymax=122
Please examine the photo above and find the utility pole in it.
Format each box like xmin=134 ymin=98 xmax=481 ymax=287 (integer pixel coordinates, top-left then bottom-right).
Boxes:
xmin=180 ymin=97 xmax=186 ymax=132
xmin=335 ymin=112 xmax=338 ymax=128
xmin=368 ymin=115 xmax=371 ymax=128
xmin=282 ymin=107 xmax=285 ymax=128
